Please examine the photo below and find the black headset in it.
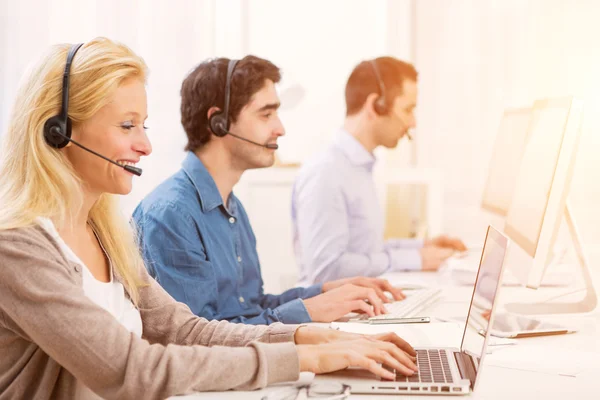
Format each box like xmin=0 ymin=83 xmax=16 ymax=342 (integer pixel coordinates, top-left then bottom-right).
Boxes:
xmin=44 ymin=43 xmax=84 ymax=149
xmin=41 ymin=42 xmax=144 ymax=176
xmin=369 ymin=59 xmax=389 ymax=115
xmin=209 ymin=59 xmax=239 ymax=137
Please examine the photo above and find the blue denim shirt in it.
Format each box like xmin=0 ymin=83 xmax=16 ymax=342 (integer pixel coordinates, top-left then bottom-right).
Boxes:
xmin=132 ymin=152 xmax=322 ymax=324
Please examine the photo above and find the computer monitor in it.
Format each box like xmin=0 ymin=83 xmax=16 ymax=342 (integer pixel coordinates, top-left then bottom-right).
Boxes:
xmin=503 ymin=97 xmax=597 ymax=314
xmin=481 ymin=108 xmax=532 ymax=217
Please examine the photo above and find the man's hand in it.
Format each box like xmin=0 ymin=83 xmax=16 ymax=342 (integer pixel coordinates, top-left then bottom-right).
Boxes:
xmin=303 ymin=284 xmax=387 ymax=322
xmin=322 ymin=277 xmax=405 ymax=302
xmin=420 ymin=247 xmax=454 ymax=271
xmin=425 ymin=235 xmax=467 ymax=252
xmin=482 ymin=309 xmax=492 ymax=321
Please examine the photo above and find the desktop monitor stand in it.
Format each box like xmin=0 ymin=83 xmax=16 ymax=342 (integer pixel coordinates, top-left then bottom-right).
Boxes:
xmin=504 ymin=203 xmax=598 ymax=315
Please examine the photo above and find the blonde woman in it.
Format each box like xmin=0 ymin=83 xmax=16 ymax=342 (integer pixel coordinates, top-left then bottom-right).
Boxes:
xmin=0 ymin=38 xmax=417 ymax=399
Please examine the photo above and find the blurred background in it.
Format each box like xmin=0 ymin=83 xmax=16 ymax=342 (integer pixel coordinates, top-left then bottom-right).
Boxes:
xmin=1 ymin=0 xmax=599 ymax=292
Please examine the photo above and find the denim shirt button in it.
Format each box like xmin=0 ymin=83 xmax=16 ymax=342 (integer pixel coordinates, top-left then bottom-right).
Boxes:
xmin=229 ymin=217 xmax=236 ymax=224
xmin=237 ymin=256 xmax=242 ymax=262
xmin=239 ymin=296 xmax=245 ymax=303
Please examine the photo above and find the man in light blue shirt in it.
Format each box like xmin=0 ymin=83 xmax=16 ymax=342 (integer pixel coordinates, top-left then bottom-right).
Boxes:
xmin=292 ymin=57 xmax=466 ymax=285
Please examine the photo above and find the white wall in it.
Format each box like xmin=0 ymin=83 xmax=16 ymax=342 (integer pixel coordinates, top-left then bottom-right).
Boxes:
xmin=1 ymin=1 xmax=599 ymax=290
xmin=243 ymin=0 xmax=413 ymax=164
xmin=413 ymin=0 xmax=600 ymax=250
xmin=0 ymin=0 xmax=417 ymax=216
xmin=0 ymin=0 xmax=219 ymax=215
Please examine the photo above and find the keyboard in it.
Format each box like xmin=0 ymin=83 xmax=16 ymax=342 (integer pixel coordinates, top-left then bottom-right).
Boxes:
xmin=384 ymin=349 xmax=456 ymax=384
xmin=352 ymin=288 xmax=442 ymax=321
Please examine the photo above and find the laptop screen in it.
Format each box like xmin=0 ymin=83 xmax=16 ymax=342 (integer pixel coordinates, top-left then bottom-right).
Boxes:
xmin=459 ymin=226 xmax=508 ymax=383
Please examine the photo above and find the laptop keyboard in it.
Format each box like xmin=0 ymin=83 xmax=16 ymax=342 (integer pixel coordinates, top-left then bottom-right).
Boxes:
xmin=384 ymin=349 xmax=455 ymax=383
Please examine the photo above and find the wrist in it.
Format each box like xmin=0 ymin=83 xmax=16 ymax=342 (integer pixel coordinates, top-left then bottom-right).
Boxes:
xmin=295 ymin=344 xmax=315 ymax=372
xmin=294 ymin=326 xmax=308 ymax=344
xmin=301 ymin=299 xmax=316 ymax=321
xmin=294 ymin=326 xmax=336 ymax=345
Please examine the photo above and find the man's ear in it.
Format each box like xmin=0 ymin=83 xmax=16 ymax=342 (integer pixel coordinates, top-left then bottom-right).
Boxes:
xmin=365 ymin=93 xmax=381 ymax=119
xmin=207 ymin=106 xmax=221 ymax=120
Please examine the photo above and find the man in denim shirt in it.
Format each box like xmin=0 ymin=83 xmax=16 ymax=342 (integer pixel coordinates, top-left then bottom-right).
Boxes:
xmin=133 ymin=56 xmax=405 ymax=325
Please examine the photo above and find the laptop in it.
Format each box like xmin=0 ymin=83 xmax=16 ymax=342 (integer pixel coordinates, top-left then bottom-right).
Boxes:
xmin=319 ymin=225 xmax=509 ymax=395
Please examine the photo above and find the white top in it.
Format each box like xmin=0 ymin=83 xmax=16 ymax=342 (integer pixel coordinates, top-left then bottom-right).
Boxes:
xmin=37 ymin=218 xmax=142 ymax=398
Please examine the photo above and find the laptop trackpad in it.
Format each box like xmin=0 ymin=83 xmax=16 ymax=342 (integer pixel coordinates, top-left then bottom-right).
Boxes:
xmin=321 ymin=367 xmax=377 ymax=381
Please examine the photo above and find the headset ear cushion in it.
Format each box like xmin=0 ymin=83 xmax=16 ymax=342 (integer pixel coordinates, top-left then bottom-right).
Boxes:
xmin=373 ymin=96 xmax=387 ymax=115
xmin=209 ymin=112 xmax=228 ymax=137
xmin=43 ymin=116 xmax=70 ymax=148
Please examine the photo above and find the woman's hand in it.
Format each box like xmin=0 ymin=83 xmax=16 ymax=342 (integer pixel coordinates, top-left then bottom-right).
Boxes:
xmin=295 ymin=326 xmax=416 ymax=353
xmin=296 ymin=338 xmax=418 ymax=380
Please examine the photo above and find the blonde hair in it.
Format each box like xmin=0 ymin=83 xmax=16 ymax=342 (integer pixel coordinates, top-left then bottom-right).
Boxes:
xmin=0 ymin=37 xmax=148 ymax=304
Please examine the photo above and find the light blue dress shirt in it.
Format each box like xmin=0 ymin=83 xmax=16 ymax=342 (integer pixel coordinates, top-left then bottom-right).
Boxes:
xmin=292 ymin=130 xmax=423 ymax=285
xmin=133 ymin=152 xmax=322 ymax=325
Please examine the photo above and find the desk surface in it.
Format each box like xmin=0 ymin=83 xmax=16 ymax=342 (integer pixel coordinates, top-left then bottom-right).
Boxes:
xmin=174 ymin=268 xmax=600 ymax=400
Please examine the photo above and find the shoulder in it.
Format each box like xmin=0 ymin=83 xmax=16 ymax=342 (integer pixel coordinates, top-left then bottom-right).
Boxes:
xmin=299 ymin=145 xmax=351 ymax=179
xmin=0 ymin=224 xmax=70 ymax=280
xmin=133 ymin=170 xmax=198 ymax=223
xmin=0 ymin=224 xmax=64 ymax=257
xmin=295 ymin=148 xmax=349 ymax=195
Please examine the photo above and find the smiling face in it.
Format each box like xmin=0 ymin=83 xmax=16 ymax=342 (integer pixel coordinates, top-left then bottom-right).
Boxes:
xmin=65 ymin=78 xmax=152 ymax=195
xmin=226 ymin=79 xmax=285 ymax=170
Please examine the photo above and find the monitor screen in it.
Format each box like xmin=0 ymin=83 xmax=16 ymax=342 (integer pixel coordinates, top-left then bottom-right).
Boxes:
xmin=481 ymin=108 xmax=532 ymax=216
xmin=504 ymin=99 xmax=572 ymax=257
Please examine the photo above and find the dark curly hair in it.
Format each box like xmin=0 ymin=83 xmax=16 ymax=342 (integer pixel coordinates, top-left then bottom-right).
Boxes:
xmin=180 ymin=56 xmax=281 ymax=152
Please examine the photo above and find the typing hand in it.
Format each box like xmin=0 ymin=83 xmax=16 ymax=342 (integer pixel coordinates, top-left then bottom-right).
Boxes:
xmin=296 ymin=337 xmax=418 ymax=379
xmin=303 ymin=284 xmax=386 ymax=322
xmin=322 ymin=276 xmax=406 ymax=302
xmin=425 ymin=235 xmax=467 ymax=251
xmin=295 ymin=326 xmax=417 ymax=350
xmin=420 ymin=247 xmax=454 ymax=271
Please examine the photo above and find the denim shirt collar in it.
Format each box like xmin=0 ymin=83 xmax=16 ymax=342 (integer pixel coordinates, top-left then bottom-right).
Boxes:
xmin=182 ymin=151 xmax=236 ymax=214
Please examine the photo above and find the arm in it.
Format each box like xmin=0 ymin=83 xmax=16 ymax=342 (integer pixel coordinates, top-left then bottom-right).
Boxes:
xmin=0 ymin=235 xmax=299 ymax=399
xmin=133 ymin=203 xmax=224 ymax=322
xmin=385 ymin=238 xmax=424 ymax=249
xmin=259 ymin=284 xmax=323 ymax=309
xmin=383 ymin=239 xmax=423 ymax=271
xmin=294 ymin=172 xmax=418 ymax=283
xmin=223 ymin=298 xmax=312 ymax=325
xmin=135 ymin=265 xmax=300 ymax=344
xmin=238 ymin=212 xmax=324 ymax=309
xmin=134 ymin=204 xmax=314 ymax=326
xmin=221 ymin=284 xmax=322 ymax=325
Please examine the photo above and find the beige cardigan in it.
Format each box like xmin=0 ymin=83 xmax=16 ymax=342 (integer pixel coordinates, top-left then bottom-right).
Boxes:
xmin=0 ymin=225 xmax=300 ymax=399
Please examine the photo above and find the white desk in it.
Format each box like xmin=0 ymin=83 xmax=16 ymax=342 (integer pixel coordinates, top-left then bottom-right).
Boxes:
xmin=175 ymin=269 xmax=600 ymax=399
